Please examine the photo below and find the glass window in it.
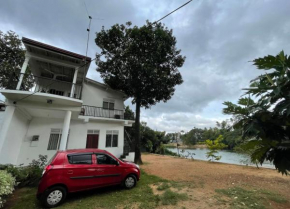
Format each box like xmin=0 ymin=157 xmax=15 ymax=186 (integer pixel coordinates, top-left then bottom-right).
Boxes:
xmin=103 ymin=101 xmax=109 ymax=109
xmin=103 ymin=101 xmax=114 ymax=110
xmin=106 ymin=130 xmax=118 ymax=147
xmin=109 ymin=103 xmax=114 ymax=110
xmin=47 ymin=129 xmax=69 ymax=150
xmin=47 ymin=133 xmax=61 ymax=150
xmin=68 ymin=154 xmax=92 ymax=164
xmin=96 ymin=154 xmax=117 ymax=165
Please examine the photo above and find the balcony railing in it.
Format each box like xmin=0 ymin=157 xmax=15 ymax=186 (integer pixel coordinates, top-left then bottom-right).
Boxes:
xmin=80 ymin=105 xmax=125 ymax=120
xmin=5 ymin=72 xmax=82 ymax=99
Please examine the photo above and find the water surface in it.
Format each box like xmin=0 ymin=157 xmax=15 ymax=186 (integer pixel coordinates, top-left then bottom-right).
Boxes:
xmin=168 ymin=148 xmax=274 ymax=169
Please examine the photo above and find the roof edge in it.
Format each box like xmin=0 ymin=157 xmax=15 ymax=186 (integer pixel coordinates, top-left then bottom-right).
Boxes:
xmin=22 ymin=37 xmax=92 ymax=62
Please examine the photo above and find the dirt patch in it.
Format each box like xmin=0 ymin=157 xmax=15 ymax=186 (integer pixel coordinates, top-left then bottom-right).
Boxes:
xmin=141 ymin=154 xmax=290 ymax=209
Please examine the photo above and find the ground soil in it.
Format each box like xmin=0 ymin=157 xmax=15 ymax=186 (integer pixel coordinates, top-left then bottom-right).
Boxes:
xmin=141 ymin=154 xmax=290 ymax=209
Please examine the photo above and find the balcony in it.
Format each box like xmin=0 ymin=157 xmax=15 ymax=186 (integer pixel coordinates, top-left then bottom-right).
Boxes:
xmin=5 ymin=72 xmax=82 ymax=100
xmin=80 ymin=105 xmax=125 ymax=120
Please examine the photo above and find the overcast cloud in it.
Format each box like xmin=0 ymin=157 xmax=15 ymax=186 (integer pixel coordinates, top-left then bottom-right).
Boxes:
xmin=1 ymin=0 xmax=290 ymax=133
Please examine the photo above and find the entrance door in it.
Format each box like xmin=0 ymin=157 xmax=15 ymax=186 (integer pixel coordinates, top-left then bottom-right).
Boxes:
xmin=86 ymin=134 xmax=99 ymax=148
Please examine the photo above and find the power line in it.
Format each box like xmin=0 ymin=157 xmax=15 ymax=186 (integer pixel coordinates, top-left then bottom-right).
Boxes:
xmin=152 ymin=0 xmax=193 ymax=24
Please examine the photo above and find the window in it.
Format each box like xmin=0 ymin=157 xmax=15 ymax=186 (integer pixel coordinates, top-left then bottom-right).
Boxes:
xmin=103 ymin=101 xmax=114 ymax=110
xmin=49 ymin=89 xmax=64 ymax=96
xmin=96 ymin=154 xmax=117 ymax=165
xmin=47 ymin=129 xmax=69 ymax=150
xmin=47 ymin=129 xmax=62 ymax=150
xmin=106 ymin=130 xmax=118 ymax=147
xmin=68 ymin=154 xmax=92 ymax=164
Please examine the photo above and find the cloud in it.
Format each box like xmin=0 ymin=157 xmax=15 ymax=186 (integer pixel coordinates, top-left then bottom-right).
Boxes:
xmin=1 ymin=0 xmax=290 ymax=132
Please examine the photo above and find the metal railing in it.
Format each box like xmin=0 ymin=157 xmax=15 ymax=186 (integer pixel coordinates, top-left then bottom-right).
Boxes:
xmin=80 ymin=105 xmax=125 ymax=119
xmin=5 ymin=72 xmax=82 ymax=99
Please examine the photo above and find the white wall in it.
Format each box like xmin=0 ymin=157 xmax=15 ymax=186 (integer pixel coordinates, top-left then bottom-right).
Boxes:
xmin=82 ymin=82 xmax=124 ymax=110
xmin=0 ymin=109 xmax=29 ymax=165
xmin=17 ymin=117 xmax=125 ymax=165
xmin=0 ymin=111 xmax=4 ymax=131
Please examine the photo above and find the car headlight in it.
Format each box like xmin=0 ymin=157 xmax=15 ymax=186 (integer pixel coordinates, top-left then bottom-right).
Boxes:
xmin=135 ymin=164 xmax=140 ymax=169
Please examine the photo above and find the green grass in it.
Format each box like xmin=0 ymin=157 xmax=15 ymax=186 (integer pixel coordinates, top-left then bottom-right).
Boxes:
xmin=6 ymin=170 xmax=189 ymax=209
xmin=215 ymin=186 xmax=288 ymax=209
xmin=159 ymin=189 xmax=188 ymax=205
xmin=157 ymin=182 xmax=171 ymax=191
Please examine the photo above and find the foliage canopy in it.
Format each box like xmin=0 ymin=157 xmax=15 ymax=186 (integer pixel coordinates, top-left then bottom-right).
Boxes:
xmin=223 ymin=51 xmax=290 ymax=174
xmin=95 ymin=21 xmax=185 ymax=163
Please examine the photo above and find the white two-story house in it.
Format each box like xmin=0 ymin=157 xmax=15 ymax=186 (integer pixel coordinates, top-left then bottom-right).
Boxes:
xmin=0 ymin=37 xmax=134 ymax=165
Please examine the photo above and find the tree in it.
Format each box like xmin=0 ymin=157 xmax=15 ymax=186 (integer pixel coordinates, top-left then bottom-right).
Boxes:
xmin=182 ymin=127 xmax=204 ymax=145
xmin=0 ymin=30 xmax=34 ymax=90
xmin=223 ymin=51 xmax=290 ymax=175
xmin=95 ymin=21 xmax=185 ymax=164
xmin=205 ymin=135 xmax=227 ymax=161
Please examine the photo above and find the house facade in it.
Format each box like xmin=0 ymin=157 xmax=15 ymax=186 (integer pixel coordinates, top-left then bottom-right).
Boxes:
xmin=0 ymin=37 xmax=134 ymax=165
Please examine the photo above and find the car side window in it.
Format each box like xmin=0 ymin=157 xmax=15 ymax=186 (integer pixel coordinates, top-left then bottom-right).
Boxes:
xmin=96 ymin=154 xmax=117 ymax=165
xmin=68 ymin=154 xmax=92 ymax=164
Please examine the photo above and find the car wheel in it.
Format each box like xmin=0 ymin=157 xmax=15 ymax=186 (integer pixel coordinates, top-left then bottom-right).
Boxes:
xmin=41 ymin=186 xmax=67 ymax=208
xmin=124 ymin=175 xmax=137 ymax=189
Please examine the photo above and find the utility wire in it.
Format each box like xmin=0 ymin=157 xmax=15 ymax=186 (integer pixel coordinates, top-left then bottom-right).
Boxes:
xmin=152 ymin=0 xmax=193 ymax=24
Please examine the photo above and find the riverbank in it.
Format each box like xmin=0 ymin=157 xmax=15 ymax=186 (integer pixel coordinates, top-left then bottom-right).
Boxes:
xmin=141 ymin=154 xmax=290 ymax=209
xmin=165 ymin=143 xmax=207 ymax=149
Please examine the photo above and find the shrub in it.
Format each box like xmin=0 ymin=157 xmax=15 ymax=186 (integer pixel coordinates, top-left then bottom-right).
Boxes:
xmin=0 ymin=155 xmax=47 ymax=187
xmin=0 ymin=170 xmax=16 ymax=208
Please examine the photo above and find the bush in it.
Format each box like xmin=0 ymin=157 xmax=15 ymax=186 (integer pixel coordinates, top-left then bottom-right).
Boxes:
xmin=0 ymin=155 xmax=47 ymax=187
xmin=0 ymin=170 xmax=16 ymax=208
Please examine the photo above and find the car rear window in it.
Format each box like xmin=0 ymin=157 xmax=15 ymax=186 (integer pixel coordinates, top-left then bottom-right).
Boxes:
xmin=68 ymin=154 xmax=92 ymax=164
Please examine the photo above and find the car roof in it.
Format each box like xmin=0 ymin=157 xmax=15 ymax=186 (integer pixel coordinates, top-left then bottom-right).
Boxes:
xmin=58 ymin=149 xmax=107 ymax=154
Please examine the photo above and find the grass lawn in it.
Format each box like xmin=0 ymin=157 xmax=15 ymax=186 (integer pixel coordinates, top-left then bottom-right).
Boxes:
xmin=5 ymin=170 xmax=188 ymax=209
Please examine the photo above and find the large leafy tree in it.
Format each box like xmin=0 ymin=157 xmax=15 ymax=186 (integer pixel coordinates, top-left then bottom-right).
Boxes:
xmin=0 ymin=30 xmax=33 ymax=90
xmin=95 ymin=21 xmax=185 ymax=163
xmin=223 ymin=51 xmax=290 ymax=175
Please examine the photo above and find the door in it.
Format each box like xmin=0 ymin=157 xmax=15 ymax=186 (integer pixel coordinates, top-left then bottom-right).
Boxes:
xmin=86 ymin=134 xmax=99 ymax=148
xmin=94 ymin=153 xmax=122 ymax=186
xmin=64 ymin=153 xmax=96 ymax=192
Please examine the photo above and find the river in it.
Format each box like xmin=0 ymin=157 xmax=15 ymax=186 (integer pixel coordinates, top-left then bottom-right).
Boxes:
xmin=167 ymin=148 xmax=275 ymax=169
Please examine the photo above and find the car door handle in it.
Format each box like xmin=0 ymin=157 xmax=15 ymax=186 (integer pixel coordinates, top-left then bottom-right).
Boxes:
xmin=67 ymin=170 xmax=73 ymax=174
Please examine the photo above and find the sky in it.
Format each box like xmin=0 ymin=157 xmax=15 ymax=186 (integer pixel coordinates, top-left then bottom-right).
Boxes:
xmin=1 ymin=0 xmax=290 ymax=133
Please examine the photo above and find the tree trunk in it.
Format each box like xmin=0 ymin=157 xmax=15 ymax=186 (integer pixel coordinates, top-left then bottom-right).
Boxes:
xmin=134 ymin=98 xmax=143 ymax=164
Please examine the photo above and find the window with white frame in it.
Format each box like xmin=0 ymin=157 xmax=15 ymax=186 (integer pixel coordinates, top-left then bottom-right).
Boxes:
xmin=47 ymin=129 xmax=70 ymax=150
xmin=103 ymin=99 xmax=114 ymax=110
xmin=106 ymin=130 xmax=118 ymax=147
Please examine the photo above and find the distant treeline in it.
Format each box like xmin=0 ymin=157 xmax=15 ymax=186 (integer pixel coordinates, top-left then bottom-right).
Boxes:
xmin=181 ymin=120 xmax=242 ymax=150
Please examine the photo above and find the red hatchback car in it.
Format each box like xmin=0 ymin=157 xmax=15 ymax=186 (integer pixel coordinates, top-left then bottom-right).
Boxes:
xmin=37 ymin=149 xmax=140 ymax=208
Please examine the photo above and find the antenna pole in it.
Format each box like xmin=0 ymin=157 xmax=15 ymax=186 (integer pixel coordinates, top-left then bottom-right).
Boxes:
xmin=80 ymin=16 xmax=92 ymax=99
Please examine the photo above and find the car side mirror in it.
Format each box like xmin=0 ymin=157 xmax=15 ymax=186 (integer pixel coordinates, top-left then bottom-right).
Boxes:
xmin=115 ymin=161 xmax=120 ymax=166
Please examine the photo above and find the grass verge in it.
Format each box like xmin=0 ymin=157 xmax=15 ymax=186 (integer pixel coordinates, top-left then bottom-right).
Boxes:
xmin=215 ymin=186 xmax=288 ymax=209
xmin=5 ymin=170 xmax=188 ymax=209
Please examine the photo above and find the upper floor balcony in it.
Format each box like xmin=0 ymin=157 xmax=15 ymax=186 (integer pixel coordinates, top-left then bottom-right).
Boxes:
xmin=6 ymin=72 xmax=82 ymax=100
xmin=0 ymin=37 xmax=91 ymax=106
xmin=80 ymin=105 xmax=125 ymax=119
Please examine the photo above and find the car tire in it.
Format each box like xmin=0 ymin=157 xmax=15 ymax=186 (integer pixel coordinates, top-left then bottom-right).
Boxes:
xmin=40 ymin=186 xmax=67 ymax=208
xmin=123 ymin=174 xmax=137 ymax=189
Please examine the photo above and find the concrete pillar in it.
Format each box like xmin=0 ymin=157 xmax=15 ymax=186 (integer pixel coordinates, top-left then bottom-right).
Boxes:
xmin=59 ymin=110 xmax=71 ymax=150
xmin=16 ymin=56 xmax=30 ymax=90
xmin=0 ymin=105 xmax=16 ymax=154
xmin=70 ymin=67 xmax=78 ymax=98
